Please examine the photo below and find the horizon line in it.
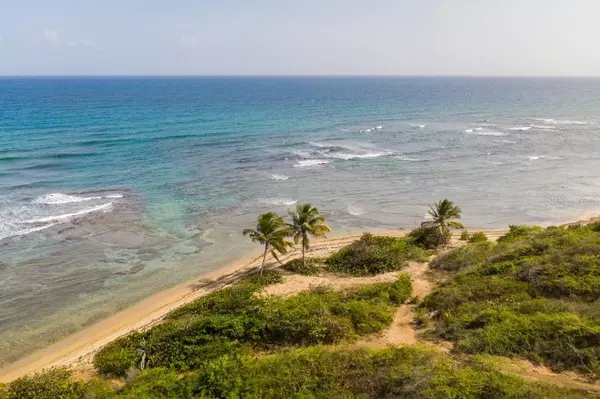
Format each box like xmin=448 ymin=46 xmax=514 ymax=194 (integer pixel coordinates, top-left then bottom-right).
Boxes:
xmin=1 ymin=74 xmax=600 ymax=79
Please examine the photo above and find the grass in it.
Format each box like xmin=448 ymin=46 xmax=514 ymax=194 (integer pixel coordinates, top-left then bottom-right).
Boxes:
xmin=421 ymin=223 xmax=600 ymax=376
xmin=93 ymin=273 xmax=413 ymax=377
xmin=325 ymin=233 xmax=428 ymax=276
xmin=4 ymin=346 xmax=595 ymax=399
xmin=281 ymin=257 xmax=324 ymax=275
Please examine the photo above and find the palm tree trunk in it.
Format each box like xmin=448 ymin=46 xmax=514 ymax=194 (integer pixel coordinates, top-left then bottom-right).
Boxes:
xmin=302 ymin=235 xmax=307 ymax=267
xmin=261 ymin=244 xmax=269 ymax=276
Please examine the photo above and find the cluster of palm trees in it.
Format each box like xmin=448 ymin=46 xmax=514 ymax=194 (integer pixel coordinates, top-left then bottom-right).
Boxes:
xmin=243 ymin=199 xmax=463 ymax=275
xmin=243 ymin=203 xmax=330 ymax=275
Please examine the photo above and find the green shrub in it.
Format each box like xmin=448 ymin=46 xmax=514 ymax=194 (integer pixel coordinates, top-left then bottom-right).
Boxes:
xmin=407 ymin=226 xmax=449 ymax=249
xmin=325 ymin=233 xmax=426 ymax=276
xmin=1 ymin=369 xmax=85 ymax=399
xmin=281 ymin=257 xmax=323 ymax=275
xmin=117 ymin=368 xmax=192 ymax=398
xmin=430 ymin=241 xmax=494 ymax=273
xmin=346 ymin=273 xmax=412 ymax=305
xmin=240 ymin=269 xmax=284 ymax=287
xmin=94 ymin=275 xmax=412 ymax=376
xmin=497 ymin=225 xmax=543 ymax=243
xmin=190 ymin=346 xmax=590 ymax=399
xmin=422 ymin=224 xmax=600 ymax=375
xmin=460 ymin=229 xmax=470 ymax=241
xmin=468 ymin=231 xmax=488 ymax=243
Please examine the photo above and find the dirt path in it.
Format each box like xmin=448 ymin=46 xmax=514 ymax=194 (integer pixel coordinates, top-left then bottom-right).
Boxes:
xmin=480 ymin=355 xmax=600 ymax=393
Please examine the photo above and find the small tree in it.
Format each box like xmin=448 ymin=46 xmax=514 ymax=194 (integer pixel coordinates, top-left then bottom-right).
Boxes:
xmin=243 ymin=212 xmax=293 ymax=276
xmin=289 ymin=203 xmax=331 ymax=267
xmin=428 ymin=199 xmax=464 ymax=247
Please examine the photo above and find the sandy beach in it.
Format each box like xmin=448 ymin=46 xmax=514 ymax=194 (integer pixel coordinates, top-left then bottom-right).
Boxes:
xmin=0 ymin=226 xmax=566 ymax=383
xmin=0 ymin=230 xmax=407 ymax=382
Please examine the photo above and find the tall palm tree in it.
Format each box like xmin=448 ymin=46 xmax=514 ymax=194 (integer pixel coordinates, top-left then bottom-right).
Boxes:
xmin=289 ymin=203 xmax=331 ymax=266
xmin=428 ymin=199 xmax=464 ymax=247
xmin=243 ymin=212 xmax=293 ymax=276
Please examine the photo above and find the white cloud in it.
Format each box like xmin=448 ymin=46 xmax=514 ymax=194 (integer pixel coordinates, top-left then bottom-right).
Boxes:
xmin=180 ymin=35 xmax=198 ymax=47
xmin=67 ymin=39 xmax=96 ymax=48
xmin=43 ymin=30 xmax=60 ymax=44
xmin=33 ymin=30 xmax=96 ymax=48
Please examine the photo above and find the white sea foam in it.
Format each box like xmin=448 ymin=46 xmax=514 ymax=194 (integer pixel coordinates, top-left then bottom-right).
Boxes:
xmin=0 ymin=222 xmax=61 ymax=241
xmin=376 ymin=125 xmax=383 ymax=130
xmin=532 ymin=118 xmax=591 ymax=125
xmin=531 ymin=125 xmax=557 ymax=130
xmin=293 ymin=149 xmax=313 ymax=158
xmin=294 ymin=159 xmax=329 ymax=167
xmin=509 ymin=126 xmax=532 ymax=131
xmin=475 ymin=131 xmax=505 ymax=136
xmin=360 ymin=128 xmax=373 ymax=133
xmin=494 ymin=139 xmax=518 ymax=144
xmin=528 ymin=155 xmax=546 ymax=161
xmin=270 ymin=174 xmax=289 ymax=181
xmin=34 ymin=192 xmax=123 ymax=205
xmin=22 ymin=202 xmax=114 ymax=223
xmin=260 ymin=198 xmax=298 ymax=206
xmin=418 ymin=124 xmax=426 ymax=128
xmin=395 ymin=155 xmax=421 ymax=162
xmin=551 ymin=120 xmax=590 ymax=125
xmin=347 ymin=205 xmax=367 ymax=216
xmin=323 ymin=151 xmax=392 ymax=160
xmin=465 ymin=129 xmax=505 ymax=136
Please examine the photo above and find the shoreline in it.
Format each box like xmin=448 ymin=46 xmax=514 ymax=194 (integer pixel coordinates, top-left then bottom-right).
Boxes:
xmin=0 ymin=231 xmax=393 ymax=382
xmin=0 ymin=215 xmax=593 ymax=383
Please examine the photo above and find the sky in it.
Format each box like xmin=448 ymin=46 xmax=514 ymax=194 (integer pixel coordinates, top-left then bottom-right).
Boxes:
xmin=0 ymin=0 xmax=599 ymax=76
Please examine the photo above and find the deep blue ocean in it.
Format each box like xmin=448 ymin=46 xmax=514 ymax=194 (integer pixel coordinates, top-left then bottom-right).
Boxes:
xmin=1 ymin=77 xmax=600 ymax=363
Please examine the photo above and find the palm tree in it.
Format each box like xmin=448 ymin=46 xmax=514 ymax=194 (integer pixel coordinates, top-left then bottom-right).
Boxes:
xmin=289 ymin=203 xmax=331 ymax=266
xmin=428 ymin=199 xmax=464 ymax=247
xmin=243 ymin=212 xmax=293 ymax=276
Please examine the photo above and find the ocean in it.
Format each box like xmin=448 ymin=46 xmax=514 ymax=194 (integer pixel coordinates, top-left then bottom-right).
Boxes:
xmin=1 ymin=76 xmax=600 ymax=363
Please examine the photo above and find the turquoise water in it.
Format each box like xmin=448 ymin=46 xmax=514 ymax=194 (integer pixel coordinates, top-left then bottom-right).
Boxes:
xmin=1 ymin=77 xmax=600 ymax=363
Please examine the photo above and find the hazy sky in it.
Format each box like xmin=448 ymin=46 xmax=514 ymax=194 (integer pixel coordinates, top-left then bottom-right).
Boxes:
xmin=1 ymin=0 xmax=599 ymax=75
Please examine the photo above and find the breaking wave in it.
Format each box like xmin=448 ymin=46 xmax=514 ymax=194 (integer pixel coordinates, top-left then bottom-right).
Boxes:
xmin=294 ymin=159 xmax=330 ymax=167
xmin=260 ymin=198 xmax=298 ymax=206
xmin=33 ymin=192 xmax=123 ymax=205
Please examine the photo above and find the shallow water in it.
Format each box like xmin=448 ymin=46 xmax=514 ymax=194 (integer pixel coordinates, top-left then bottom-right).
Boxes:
xmin=1 ymin=77 xmax=600 ymax=363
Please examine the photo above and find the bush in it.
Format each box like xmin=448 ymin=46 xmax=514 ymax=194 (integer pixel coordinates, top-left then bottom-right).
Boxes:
xmin=430 ymin=241 xmax=494 ymax=273
xmin=94 ymin=275 xmax=412 ymax=376
xmin=0 ymin=369 xmax=85 ymax=399
xmin=408 ymin=226 xmax=450 ymax=249
xmin=468 ymin=231 xmax=489 ymax=243
xmin=325 ymin=233 xmax=427 ymax=276
xmin=460 ymin=229 xmax=470 ymax=241
xmin=497 ymin=225 xmax=543 ymax=243
xmin=191 ymin=346 xmax=590 ymax=399
xmin=117 ymin=368 xmax=192 ymax=398
xmin=281 ymin=257 xmax=323 ymax=275
xmin=422 ymin=224 xmax=600 ymax=375
xmin=241 ymin=269 xmax=284 ymax=287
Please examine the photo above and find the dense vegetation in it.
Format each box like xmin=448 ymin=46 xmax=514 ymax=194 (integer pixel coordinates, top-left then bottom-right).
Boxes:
xmin=7 ymin=199 xmax=600 ymax=398
xmin=93 ymin=271 xmax=412 ymax=377
xmin=282 ymin=257 xmax=324 ymax=275
xmin=422 ymin=223 xmax=600 ymax=376
xmin=3 ymin=346 xmax=594 ymax=399
xmin=325 ymin=233 xmax=428 ymax=276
